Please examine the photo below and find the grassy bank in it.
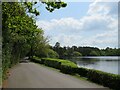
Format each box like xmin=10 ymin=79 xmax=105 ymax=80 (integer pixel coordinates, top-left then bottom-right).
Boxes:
xmin=31 ymin=56 xmax=120 ymax=90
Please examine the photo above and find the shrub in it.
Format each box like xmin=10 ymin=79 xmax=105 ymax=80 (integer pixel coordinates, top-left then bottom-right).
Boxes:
xmin=72 ymin=51 xmax=82 ymax=57
xmin=87 ymin=69 xmax=120 ymax=90
xmin=31 ymin=57 xmax=77 ymax=74
xmin=31 ymin=56 xmax=41 ymax=64
xmin=41 ymin=58 xmax=61 ymax=69
xmin=47 ymin=49 xmax=59 ymax=58
xmin=41 ymin=58 xmax=77 ymax=72
xmin=59 ymin=60 xmax=77 ymax=74
xmin=75 ymin=67 xmax=89 ymax=77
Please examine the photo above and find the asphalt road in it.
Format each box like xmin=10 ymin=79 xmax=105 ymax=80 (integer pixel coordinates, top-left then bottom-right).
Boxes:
xmin=6 ymin=62 xmax=109 ymax=88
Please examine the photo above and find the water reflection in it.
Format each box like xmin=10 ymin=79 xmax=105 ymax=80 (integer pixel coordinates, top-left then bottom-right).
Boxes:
xmin=68 ymin=56 xmax=120 ymax=75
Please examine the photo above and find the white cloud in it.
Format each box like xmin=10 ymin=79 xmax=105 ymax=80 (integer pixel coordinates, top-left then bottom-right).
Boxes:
xmin=37 ymin=17 xmax=83 ymax=33
xmin=36 ymin=1 xmax=118 ymax=48
xmin=87 ymin=0 xmax=118 ymax=16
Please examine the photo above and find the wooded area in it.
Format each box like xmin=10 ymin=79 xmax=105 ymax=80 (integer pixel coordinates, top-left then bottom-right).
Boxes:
xmin=51 ymin=42 xmax=120 ymax=58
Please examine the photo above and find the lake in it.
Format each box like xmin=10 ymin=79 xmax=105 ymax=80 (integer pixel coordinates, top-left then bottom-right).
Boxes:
xmin=67 ymin=56 xmax=120 ymax=75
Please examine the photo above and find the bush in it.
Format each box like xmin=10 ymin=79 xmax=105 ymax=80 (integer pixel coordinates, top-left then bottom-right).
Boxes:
xmin=41 ymin=58 xmax=77 ymax=72
xmin=87 ymin=69 xmax=120 ymax=90
xmin=72 ymin=51 xmax=82 ymax=57
xmin=31 ymin=56 xmax=41 ymax=64
xmin=47 ymin=49 xmax=59 ymax=58
xmin=31 ymin=57 xmax=77 ymax=74
xmin=41 ymin=58 xmax=61 ymax=69
xmin=75 ymin=67 xmax=89 ymax=77
xmin=59 ymin=60 xmax=77 ymax=74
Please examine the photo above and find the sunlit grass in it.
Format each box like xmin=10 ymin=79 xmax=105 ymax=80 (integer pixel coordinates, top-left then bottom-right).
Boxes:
xmin=42 ymin=58 xmax=77 ymax=68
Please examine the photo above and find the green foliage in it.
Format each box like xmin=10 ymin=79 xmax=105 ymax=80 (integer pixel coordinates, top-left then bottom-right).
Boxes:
xmin=31 ymin=57 xmax=77 ymax=74
xmin=52 ymin=42 xmax=120 ymax=58
xmin=47 ymin=49 xmax=59 ymax=58
xmin=77 ymin=67 xmax=120 ymax=89
xmin=72 ymin=51 xmax=82 ymax=57
xmin=101 ymin=47 xmax=119 ymax=56
xmin=2 ymin=1 xmax=67 ymax=80
xmin=41 ymin=58 xmax=77 ymax=68
xmin=75 ymin=67 xmax=89 ymax=77
xmin=87 ymin=69 xmax=120 ymax=90
xmin=89 ymin=51 xmax=100 ymax=56
xmin=59 ymin=60 xmax=77 ymax=68
xmin=41 ymin=58 xmax=61 ymax=69
xmin=2 ymin=2 xmax=28 ymax=79
xmin=24 ymin=2 xmax=40 ymax=16
xmin=42 ymin=1 xmax=67 ymax=12
xmin=24 ymin=1 xmax=67 ymax=15
xmin=2 ymin=2 xmax=47 ymax=80
xmin=30 ymin=33 xmax=49 ymax=58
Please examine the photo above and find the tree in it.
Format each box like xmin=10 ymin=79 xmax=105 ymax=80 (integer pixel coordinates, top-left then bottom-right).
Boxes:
xmin=23 ymin=1 xmax=67 ymax=16
xmin=2 ymin=1 xmax=67 ymax=79
xmin=72 ymin=51 xmax=82 ymax=57
xmin=54 ymin=42 xmax=60 ymax=48
xmin=47 ymin=49 xmax=59 ymax=58
xmin=89 ymin=51 xmax=99 ymax=56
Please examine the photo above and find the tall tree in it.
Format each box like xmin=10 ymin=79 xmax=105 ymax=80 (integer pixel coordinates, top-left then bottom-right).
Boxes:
xmin=2 ymin=1 xmax=67 ymax=79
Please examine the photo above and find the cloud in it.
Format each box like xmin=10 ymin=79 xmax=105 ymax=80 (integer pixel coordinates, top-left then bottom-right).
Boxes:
xmin=37 ymin=17 xmax=83 ymax=34
xmin=87 ymin=0 xmax=118 ymax=16
xmin=36 ymin=1 xmax=118 ymax=48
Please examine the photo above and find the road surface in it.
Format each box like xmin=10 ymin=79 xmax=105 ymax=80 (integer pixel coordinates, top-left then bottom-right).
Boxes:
xmin=6 ymin=62 xmax=109 ymax=88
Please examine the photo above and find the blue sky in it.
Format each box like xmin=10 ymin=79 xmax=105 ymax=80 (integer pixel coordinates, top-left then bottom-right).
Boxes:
xmin=36 ymin=2 xmax=90 ymax=20
xmin=36 ymin=1 xmax=118 ymax=49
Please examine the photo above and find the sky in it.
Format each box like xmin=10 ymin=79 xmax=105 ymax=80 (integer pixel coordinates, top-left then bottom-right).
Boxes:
xmin=36 ymin=0 xmax=119 ymax=49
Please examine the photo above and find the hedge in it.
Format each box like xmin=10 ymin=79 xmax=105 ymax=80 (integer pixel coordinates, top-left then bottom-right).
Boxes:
xmin=75 ymin=67 xmax=89 ymax=77
xmin=31 ymin=56 xmax=41 ymax=64
xmin=41 ymin=58 xmax=61 ymax=69
xmin=75 ymin=67 xmax=120 ymax=90
xmin=31 ymin=56 xmax=77 ymax=74
xmin=41 ymin=58 xmax=77 ymax=74
xmin=60 ymin=61 xmax=77 ymax=74
xmin=87 ymin=69 xmax=120 ymax=90
xmin=31 ymin=56 xmax=120 ymax=90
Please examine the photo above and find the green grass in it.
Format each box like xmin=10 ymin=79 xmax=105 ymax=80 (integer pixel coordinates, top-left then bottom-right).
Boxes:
xmin=42 ymin=58 xmax=77 ymax=68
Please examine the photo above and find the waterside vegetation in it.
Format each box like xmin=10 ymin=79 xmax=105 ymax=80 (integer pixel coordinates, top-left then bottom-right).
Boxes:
xmin=51 ymin=42 xmax=120 ymax=59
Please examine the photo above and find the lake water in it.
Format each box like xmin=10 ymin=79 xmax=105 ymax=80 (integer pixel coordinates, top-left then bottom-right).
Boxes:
xmin=68 ymin=56 xmax=120 ymax=75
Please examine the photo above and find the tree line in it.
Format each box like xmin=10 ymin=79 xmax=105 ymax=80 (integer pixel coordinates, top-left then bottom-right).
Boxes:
xmin=51 ymin=42 xmax=120 ymax=58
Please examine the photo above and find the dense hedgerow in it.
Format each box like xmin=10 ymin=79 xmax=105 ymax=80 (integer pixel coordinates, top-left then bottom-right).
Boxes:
xmin=75 ymin=67 xmax=89 ymax=77
xmin=41 ymin=58 xmax=61 ymax=69
xmin=87 ymin=69 xmax=120 ymax=90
